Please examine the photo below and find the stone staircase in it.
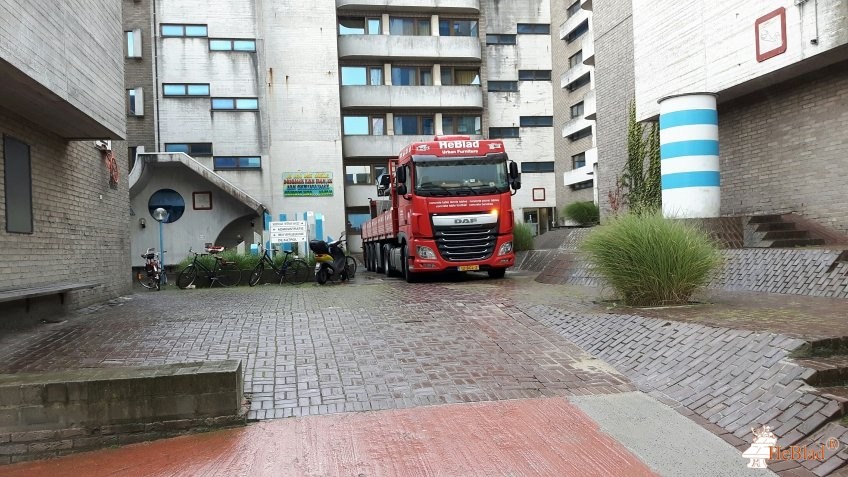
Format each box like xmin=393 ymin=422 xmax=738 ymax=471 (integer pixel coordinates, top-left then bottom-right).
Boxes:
xmin=746 ymin=214 xmax=826 ymax=248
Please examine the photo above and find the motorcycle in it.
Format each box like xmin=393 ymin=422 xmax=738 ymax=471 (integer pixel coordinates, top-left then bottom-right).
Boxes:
xmin=309 ymin=233 xmax=349 ymax=285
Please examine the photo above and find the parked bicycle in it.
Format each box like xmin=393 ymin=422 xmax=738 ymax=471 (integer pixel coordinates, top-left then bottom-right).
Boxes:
xmin=137 ymin=247 xmax=162 ymax=291
xmin=176 ymin=246 xmax=241 ymax=289
xmin=248 ymin=247 xmax=310 ymax=286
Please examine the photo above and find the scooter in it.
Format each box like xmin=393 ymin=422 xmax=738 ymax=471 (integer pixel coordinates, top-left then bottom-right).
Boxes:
xmin=309 ymin=233 xmax=349 ymax=285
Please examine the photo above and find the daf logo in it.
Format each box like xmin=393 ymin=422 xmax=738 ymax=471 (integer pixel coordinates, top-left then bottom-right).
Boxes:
xmin=454 ymin=218 xmax=477 ymax=224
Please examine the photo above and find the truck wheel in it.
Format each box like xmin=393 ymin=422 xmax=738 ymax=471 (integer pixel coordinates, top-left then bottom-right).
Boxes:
xmin=402 ymin=245 xmax=418 ymax=283
xmin=488 ymin=268 xmax=506 ymax=279
xmin=383 ymin=246 xmax=392 ymax=277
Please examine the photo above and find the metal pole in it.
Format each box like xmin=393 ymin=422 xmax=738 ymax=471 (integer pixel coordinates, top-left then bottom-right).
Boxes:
xmin=159 ymin=220 xmax=165 ymax=285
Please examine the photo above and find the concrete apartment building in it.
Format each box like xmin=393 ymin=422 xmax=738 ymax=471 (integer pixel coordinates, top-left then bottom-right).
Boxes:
xmin=594 ymin=0 xmax=848 ymax=234
xmin=0 ymin=0 xmax=130 ymax=319
xmin=124 ymin=0 xmax=558 ymax=259
xmin=552 ymin=0 xmax=597 ymax=224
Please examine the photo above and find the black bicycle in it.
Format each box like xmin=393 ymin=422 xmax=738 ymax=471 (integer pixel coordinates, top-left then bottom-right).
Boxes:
xmin=248 ymin=249 xmax=310 ymax=286
xmin=176 ymin=247 xmax=241 ymax=289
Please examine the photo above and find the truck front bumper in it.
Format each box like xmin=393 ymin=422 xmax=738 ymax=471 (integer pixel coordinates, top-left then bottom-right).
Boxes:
xmin=409 ymin=237 xmax=515 ymax=272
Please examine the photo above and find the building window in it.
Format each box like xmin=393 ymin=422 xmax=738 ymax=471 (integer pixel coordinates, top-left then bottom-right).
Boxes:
xmin=3 ymin=135 xmax=32 ymax=234
xmin=439 ymin=19 xmax=478 ymax=37
xmin=572 ymin=152 xmax=587 ymax=169
xmin=566 ymin=73 xmax=591 ymax=91
xmin=211 ymin=98 xmax=259 ymax=111
xmin=343 ymin=115 xmax=385 ymax=135
xmin=520 ymin=116 xmax=553 ymax=127
xmin=570 ymin=180 xmax=593 ymax=190
xmin=128 ymin=146 xmax=137 ymax=172
xmin=345 ymin=165 xmax=387 ymax=185
xmin=341 ymin=66 xmax=383 ymax=86
xmin=522 ymin=162 xmax=554 ymax=173
xmin=389 ymin=17 xmax=430 ymax=36
xmin=346 ymin=209 xmax=371 ymax=235
xmin=148 ymin=189 xmax=185 ymax=223
xmin=489 ymin=127 xmax=519 ymax=139
xmin=126 ymin=30 xmax=142 ymax=57
xmin=339 ymin=16 xmax=381 ymax=35
xmin=569 ymin=50 xmax=583 ymax=68
xmin=394 ymin=115 xmax=434 ymax=135
xmin=486 ymin=34 xmax=516 ymax=45
xmin=213 ymin=156 xmax=261 ymax=170
xmin=161 ymin=24 xmax=208 ymax=37
xmin=517 ymin=23 xmax=550 ymax=34
xmin=440 ymin=67 xmax=480 ymax=86
xmin=163 ymin=83 xmax=210 ymax=97
xmin=165 ymin=143 xmax=213 ymax=156
xmin=442 ymin=116 xmax=482 ymax=135
xmin=127 ymin=87 xmax=144 ymax=116
xmin=570 ymin=101 xmax=584 ymax=118
xmin=391 ymin=66 xmax=433 ymax=86
xmin=566 ymin=20 xmax=589 ymax=43
xmin=488 ymin=81 xmax=518 ymax=92
xmin=567 ymin=1 xmax=582 ymax=18
xmin=568 ymin=126 xmax=592 ymax=142
xmin=209 ymin=39 xmax=256 ymax=52
xmin=518 ymin=70 xmax=551 ymax=81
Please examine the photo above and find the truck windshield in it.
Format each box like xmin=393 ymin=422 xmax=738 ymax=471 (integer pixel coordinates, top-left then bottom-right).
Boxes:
xmin=412 ymin=156 xmax=509 ymax=197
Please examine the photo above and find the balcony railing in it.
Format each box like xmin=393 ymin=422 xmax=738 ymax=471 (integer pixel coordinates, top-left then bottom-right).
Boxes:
xmin=336 ymin=0 xmax=479 ymax=13
xmin=559 ymin=7 xmax=589 ymax=41
xmin=562 ymin=114 xmax=592 ymax=139
xmin=338 ymin=34 xmax=481 ymax=61
xmin=340 ymin=85 xmax=482 ymax=109
xmin=560 ymin=61 xmax=590 ymax=90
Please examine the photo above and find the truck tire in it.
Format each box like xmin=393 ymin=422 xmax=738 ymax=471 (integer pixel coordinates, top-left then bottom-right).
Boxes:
xmin=383 ymin=246 xmax=392 ymax=277
xmin=488 ymin=268 xmax=506 ymax=279
xmin=402 ymin=245 xmax=418 ymax=283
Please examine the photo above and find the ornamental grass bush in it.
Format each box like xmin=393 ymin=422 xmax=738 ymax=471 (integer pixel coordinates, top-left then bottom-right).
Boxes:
xmin=562 ymin=201 xmax=600 ymax=226
xmin=513 ymin=222 xmax=535 ymax=252
xmin=579 ymin=212 xmax=722 ymax=306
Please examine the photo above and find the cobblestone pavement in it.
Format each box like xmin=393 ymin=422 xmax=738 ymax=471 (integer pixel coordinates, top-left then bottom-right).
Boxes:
xmin=0 ymin=272 xmax=631 ymax=420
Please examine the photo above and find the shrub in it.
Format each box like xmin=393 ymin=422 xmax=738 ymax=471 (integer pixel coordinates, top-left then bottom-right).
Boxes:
xmin=176 ymin=249 xmax=261 ymax=272
xmin=513 ymin=222 xmax=534 ymax=252
xmin=579 ymin=212 xmax=722 ymax=306
xmin=563 ymin=201 xmax=600 ymax=226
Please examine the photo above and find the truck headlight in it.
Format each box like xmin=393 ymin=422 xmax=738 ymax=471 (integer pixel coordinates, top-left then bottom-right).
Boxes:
xmin=416 ymin=246 xmax=437 ymax=259
xmin=498 ymin=241 xmax=513 ymax=256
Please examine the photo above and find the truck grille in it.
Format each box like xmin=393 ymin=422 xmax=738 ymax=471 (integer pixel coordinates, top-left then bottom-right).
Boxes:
xmin=433 ymin=223 xmax=498 ymax=262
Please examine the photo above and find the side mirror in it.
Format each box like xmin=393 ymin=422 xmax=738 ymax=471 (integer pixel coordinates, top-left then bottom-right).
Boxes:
xmin=396 ymin=165 xmax=407 ymax=184
xmin=508 ymin=161 xmax=521 ymax=190
xmin=397 ymin=184 xmax=408 ymax=195
xmin=377 ymin=173 xmax=390 ymax=196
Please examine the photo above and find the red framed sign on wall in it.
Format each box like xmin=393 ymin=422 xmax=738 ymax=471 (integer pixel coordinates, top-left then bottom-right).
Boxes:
xmin=755 ymin=7 xmax=787 ymax=62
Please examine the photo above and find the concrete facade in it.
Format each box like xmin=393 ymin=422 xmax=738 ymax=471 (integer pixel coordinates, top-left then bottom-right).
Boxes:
xmin=0 ymin=0 xmax=131 ymax=317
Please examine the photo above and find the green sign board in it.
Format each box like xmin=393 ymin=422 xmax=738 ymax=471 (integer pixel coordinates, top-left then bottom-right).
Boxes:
xmin=283 ymin=172 xmax=333 ymax=197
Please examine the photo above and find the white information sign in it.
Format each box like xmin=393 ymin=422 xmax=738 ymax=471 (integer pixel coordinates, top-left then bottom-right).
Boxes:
xmin=269 ymin=221 xmax=308 ymax=244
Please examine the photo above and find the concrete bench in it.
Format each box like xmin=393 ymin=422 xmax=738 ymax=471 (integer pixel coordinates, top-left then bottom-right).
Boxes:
xmin=0 ymin=282 xmax=100 ymax=311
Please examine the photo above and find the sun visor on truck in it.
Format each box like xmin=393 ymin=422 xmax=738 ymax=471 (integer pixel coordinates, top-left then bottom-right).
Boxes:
xmin=412 ymin=153 xmax=508 ymax=163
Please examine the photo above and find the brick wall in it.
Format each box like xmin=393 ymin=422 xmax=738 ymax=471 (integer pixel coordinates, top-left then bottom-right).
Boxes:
xmin=123 ymin=0 xmax=156 ymax=163
xmin=0 ymin=108 xmax=132 ymax=312
xmin=592 ymin=0 xmax=633 ymax=220
xmin=719 ymin=60 xmax=848 ymax=234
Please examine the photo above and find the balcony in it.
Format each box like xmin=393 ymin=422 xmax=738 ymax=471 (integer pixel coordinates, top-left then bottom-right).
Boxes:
xmin=563 ymin=147 xmax=597 ymax=186
xmin=336 ymin=0 xmax=479 ymax=13
xmin=560 ymin=61 xmax=590 ymax=90
xmin=581 ymin=30 xmax=595 ymax=66
xmin=583 ymin=89 xmax=596 ymax=120
xmin=559 ymin=7 xmax=589 ymax=41
xmin=343 ymin=134 xmax=482 ymax=158
xmin=562 ymin=114 xmax=592 ymax=139
xmin=338 ymin=35 xmax=481 ymax=61
xmin=340 ymin=85 xmax=482 ymax=109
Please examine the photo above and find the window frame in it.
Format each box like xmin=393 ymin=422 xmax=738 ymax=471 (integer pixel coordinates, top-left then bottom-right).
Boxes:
xmin=340 ymin=66 xmax=384 ymax=86
xmin=393 ymin=115 xmax=435 ymax=135
xmin=570 ymin=179 xmax=593 ymax=191
xmin=487 ymin=81 xmax=518 ymax=92
xmin=160 ymin=23 xmax=208 ymax=38
xmin=210 ymin=97 xmax=259 ymax=111
xmin=569 ymin=50 xmax=583 ymax=68
xmin=519 ymin=116 xmax=554 ymax=128
xmin=162 ymin=83 xmax=211 ymax=97
xmin=127 ymin=87 xmax=144 ymax=116
xmin=3 ymin=135 xmax=33 ymax=234
xmin=570 ymin=101 xmax=584 ymax=119
xmin=209 ymin=38 xmax=257 ymax=52
xmin=346 ymin=208 xmax=372 ymax=235
xmin=567 ymin=1 xmax=582 ymax=18
xmin=440 ymin=66 xmax=481 ymax=86
xmin=213 ymin=156 xmax=262 ymax=171
xmin=521 ymin=162 xmax=555 ymax=173
xmin=568 ymin=126 xmax=593 ymax=142
xmin=388 ymin=17 xmax=431 ymax=36
xmin=516 ymin=23 xmax=550 ymax=35
xmin=125 ymin=29 xmax=142 ymax=58
xmin=566 ymin=72 xmax=591 ymax=92
xmin=486 ymin=34 xmax=517 ymax=45
xmin=565 ymin=20 xmax=589 ymax=43
xmin=164 ymin=143 xmax=213 ymax=156
xmin=489 ymin=127 xmax=519 ymax=139
xmin=442 ymin=115 xmax=482 ymax=135
xmin=572 ymin=152 xmax=587 ymax=169
xmin=343 ymin=115 xmax=386 ymax=136
xmin=438 ymin=18 xmax=478 ymax=37
xmin=518 ymin=70 xmax=552 ymax=81
xmin=391 ymin=65 xmax=433 ymax=86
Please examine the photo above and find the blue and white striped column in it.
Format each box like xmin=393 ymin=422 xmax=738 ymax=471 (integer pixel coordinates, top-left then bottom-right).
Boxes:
xmin=658 ymin=93 xmax=720 ymax=218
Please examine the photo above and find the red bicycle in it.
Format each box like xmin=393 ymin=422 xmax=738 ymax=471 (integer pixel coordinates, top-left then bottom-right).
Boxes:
xmin=138 ymin=247 xmax=162 ymax=291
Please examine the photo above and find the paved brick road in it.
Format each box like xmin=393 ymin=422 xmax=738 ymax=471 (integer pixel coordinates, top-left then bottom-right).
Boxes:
xmin=0 ymin=273 xmax=631 ymax=420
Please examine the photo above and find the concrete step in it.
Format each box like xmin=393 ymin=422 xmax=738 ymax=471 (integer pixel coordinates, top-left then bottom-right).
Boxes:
xmin=761 ymin=230 xmax=810 ymax=240
xmin=754 ymin=222 xmax=797 ymax=232
xmin=748 ymin=214 xmax=784 ymax=224
xmin=767 ymin=238 xmax=827 ymax=248
xmin=795 ymin=355 xmax=848 ymax=387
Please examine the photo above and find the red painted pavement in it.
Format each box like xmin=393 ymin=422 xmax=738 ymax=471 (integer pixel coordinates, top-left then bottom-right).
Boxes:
xmin=1 ymin=398 xmax=657 ymax=477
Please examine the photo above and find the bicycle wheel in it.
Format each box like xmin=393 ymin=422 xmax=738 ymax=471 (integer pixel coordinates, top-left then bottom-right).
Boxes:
xmin=176 ymin=265 xmax=198 ymax=289
xmin=137 ymin=270 xmax=157 ymax=290
xmin=345 ymin=256 xmax=357 ymax=279
xmin=248 ymin=262 xmax=265 ymax=287
xmin=284 ymin=259 xmax=311 ymax=285
xmin=214 ymin=262 xmax=241 ymax=287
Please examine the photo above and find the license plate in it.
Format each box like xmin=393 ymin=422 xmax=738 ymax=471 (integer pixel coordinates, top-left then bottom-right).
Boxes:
xmin=458 ymin=265 xmax=479 ymax=271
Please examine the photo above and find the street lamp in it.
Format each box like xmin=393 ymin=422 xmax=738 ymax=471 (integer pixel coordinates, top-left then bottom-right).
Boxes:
xmin=152 ymin=207 xmax=169 ymax=285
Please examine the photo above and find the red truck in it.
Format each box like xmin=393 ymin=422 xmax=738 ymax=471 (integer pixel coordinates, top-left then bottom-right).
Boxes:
xmin=361 ymin=135 xmax=521 ymax=282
